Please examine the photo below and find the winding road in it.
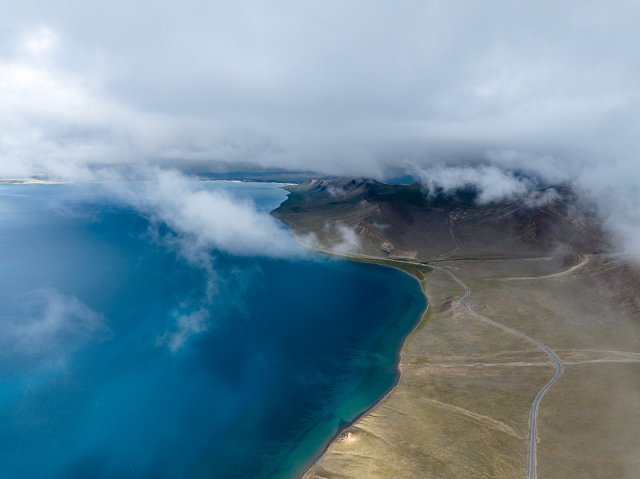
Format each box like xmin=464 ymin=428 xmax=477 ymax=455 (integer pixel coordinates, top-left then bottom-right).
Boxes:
xmin=343 ymin=252 xmax=565 ymax=478
xmin=429 ymin=264 xmax=564 ymax=479
xmin=328 ymin=250 xmax=565 ymax=477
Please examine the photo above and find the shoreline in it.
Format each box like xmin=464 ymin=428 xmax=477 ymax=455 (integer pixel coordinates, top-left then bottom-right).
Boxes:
xmin=0 ymin=179 xmax=69 ymax=184
xmin=298 ymin=251 xmax=432 ymax=479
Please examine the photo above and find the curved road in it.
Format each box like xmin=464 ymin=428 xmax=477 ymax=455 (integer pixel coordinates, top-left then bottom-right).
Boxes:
xmin=428 ymin=264 xmax=564 ymax=479
xmin=328 ymin=251 xmax=565 ymax=478
xmin=498 ymin=254 xmax=590 ymax=281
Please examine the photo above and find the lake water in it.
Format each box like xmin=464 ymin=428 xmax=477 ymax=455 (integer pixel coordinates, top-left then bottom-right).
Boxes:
xmin=0 ymin=181 xmax=425 ymax=478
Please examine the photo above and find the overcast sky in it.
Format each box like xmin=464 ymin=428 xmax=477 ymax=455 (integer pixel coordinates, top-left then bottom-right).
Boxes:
xmin=1 ymin=1 xmax=639 ymax=252
xmin=0 ymin=0 xmax=637 ymax=175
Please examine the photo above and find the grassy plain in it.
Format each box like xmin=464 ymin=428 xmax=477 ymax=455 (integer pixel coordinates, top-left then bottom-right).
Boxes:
xmin=303 ymin=254 xmax=640 ymax=479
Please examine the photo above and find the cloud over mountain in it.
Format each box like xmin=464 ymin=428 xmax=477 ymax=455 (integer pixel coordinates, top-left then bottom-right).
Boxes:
xmin=0 ymin=0 xmax=639 ymax=255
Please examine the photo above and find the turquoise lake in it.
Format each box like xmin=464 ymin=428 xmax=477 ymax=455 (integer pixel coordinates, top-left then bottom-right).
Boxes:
xmin=0 ymin=181 xmax=425 ymax=478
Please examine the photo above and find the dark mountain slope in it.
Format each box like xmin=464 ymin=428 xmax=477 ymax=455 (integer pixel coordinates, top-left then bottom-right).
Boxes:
xmin=273 ymin=178 xmax=606 ymax=260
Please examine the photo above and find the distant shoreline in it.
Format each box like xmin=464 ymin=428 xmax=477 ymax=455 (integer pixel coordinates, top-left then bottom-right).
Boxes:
xmin=0 ymin=178 xmax=69 ymax=185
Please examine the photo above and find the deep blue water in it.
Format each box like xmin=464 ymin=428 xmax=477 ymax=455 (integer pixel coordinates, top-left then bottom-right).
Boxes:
xmin=0 ymin=182 xmax=425 ymax=478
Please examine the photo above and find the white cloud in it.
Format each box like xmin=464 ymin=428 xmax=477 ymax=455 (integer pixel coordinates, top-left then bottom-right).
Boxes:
xmin=327 ymin=185 xmax=348 ymax=199
xmin=325 ymin=223 xmax=361 ymax=255
xmin=412 ymin=165 xmax=533 ymax=204
xmin=21 ymin=27 xmax=58 ymax=56
xmin=105 ymin=169 xmax=309 ymax=351
xmin=0 ymin=3 xmax=637 ymax=180
xmin=109 ymin=169 xmax=305 ymax=258
xmin=1 ymin=289 xmax=107 ymax=360
xmin=575 ymin=160 xmax=640 ymax=258
xmin=0 ymin=4 xmax=639 ymax=256
xmin=157 ymin=308 xmax=210 ymax=353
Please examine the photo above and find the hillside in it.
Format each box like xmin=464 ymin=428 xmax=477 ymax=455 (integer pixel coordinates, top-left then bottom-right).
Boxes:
xmin=273 ymin=178 xmax=605 ymax=261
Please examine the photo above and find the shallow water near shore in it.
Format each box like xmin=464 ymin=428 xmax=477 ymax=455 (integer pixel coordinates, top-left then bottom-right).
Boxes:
xmin=0 ymin=181 xmax=425 ymax=478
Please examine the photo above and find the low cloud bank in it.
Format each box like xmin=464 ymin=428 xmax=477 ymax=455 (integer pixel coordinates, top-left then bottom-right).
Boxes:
xmin=405 ymin=156 xmax=640 ymax=258
xmin=575 ymin=162 xmax=640 ymax=258
xmin=1 ymin=4 xmax=639 ymax=260
xmin=110 ymin=169 xmax=304 ymax=259
xmin=105 ymin=168 xmax=308 ymax=351
xmin=413 ymin=163 xmax=563 ymax=209
xmin=2 ymin=167 xmax=307 ymax=355
xmin=411 ymin=164 xmax=548 ymax=204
